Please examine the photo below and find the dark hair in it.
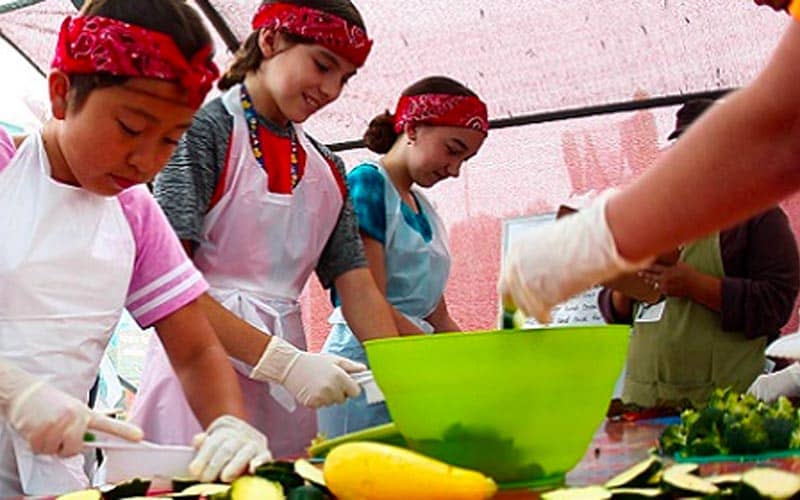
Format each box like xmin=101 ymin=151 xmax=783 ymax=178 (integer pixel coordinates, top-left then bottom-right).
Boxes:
xmin=68 ymin=0 xmax=213 ymax=109
xmin=218 ymin=0 xmax=367 ymax=90
xmin=363 ymin=76 xmax=479 ymax=154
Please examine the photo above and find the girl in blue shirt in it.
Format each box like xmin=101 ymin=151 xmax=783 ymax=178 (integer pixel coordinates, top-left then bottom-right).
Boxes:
xmin=318 ymin=76 xmax=489 ymax=437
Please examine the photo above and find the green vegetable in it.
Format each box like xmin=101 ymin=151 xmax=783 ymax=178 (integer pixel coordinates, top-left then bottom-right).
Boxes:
xmin=171 ymin=477 xmax=200 ymax=493
xmin=294 ymin=459 xmax=326 ymax=488
xmin=741 ymin=468 xmax=800 ymax=499
xmin=604 ymin=457 xmax=663 ymax=489
xmin=228 ymin=476 xmax=284 ymax=500
xmin=254 ymin=461 xmax=303 ymax=491
xmin=542 ymin=486 xmax=612 ymax=500
xmin=659 ymin=389 xmax=800 ymax=457
xmin=662 ymin=465 xmax=718 ymax=497
xmin=180 ymin=484 xmax=230 ymax=497
xmin=286 ymin=485 xmax=328 ymax=500
xmin=56 ymin=490 xmax=102 ymax=500
xmin=607 ymin=488 xmax=665 ymax=500
xmin=100 ymin=478 xmax=151 ymax=500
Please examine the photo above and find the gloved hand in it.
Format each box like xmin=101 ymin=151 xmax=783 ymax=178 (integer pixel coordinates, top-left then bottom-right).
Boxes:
xmin=190 ymin=415 xmax=272 ymax=483
xmin=251 ymin=336 xmax=366 ymax=408
xmin=498 ymin=191 xmax=650 ymax=323
xmin=0 ymin=358 xmax=143 ymax=457
xmin=747 ymin=363 xmax=800 ymax=403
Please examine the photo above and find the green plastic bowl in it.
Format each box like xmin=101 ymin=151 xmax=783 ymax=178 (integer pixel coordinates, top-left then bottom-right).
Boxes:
xmin=364 ymin=326 xmax=630 ymax=489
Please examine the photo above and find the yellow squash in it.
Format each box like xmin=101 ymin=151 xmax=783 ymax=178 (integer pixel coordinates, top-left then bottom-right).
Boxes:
xmin=323 ymin=442 xmax=497 ymax=500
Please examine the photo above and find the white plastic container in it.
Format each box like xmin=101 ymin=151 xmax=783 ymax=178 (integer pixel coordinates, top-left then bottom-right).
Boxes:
xmin=88 ymin=440 xmax=195 ymax=489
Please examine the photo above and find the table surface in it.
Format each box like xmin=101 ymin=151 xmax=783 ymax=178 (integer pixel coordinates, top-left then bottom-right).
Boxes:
xmin=497 ymin=418 xmax=800 ymax=499
xmin=12 ymin=418 xmax=800 ymax=499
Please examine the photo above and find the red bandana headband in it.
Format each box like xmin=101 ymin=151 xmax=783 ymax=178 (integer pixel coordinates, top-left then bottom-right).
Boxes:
xmin=394 ymin=94 xmax=490 ymax=135
xmin=51 ymin=16 xmax=219 ymax=107
xmin=252 ymin=3 xmax=372 ymax=68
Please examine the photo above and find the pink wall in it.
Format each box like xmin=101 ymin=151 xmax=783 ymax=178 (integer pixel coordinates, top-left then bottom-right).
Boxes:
xmin=302 ymin=104 xmax=800 ymax=351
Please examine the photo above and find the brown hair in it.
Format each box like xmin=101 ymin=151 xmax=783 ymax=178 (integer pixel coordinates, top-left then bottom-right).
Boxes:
xmin=67 ymin=0 xmax=213 ymax=109
xmin=218 ymin=0 xmax=367 ymax=90
xmin=364 ymin=76 xmax=479 ymax=154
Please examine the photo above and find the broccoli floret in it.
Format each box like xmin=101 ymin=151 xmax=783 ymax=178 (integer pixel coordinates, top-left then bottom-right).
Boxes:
xmin=686 ymin=434 xmax=727 ymax=456
xmin=723 ymin=413 xmax=769 ymax=455
xmin=660 ymin=424 xmax=687 ymax=455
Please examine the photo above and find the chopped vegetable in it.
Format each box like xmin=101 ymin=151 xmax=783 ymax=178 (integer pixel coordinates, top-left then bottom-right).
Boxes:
xmin=100 ymin=478 xmax=151 ymax=499
xmin=286 ymin=484 xmax=328 ymax=500
xmin=607 ymin=488 xmax=665 ymax=500
xmin=741 ymin=468 xmax=800 ymax=500
xmin=254 ymin=461 xmax=303 ymax=491
xmin=171 ymin=477 xmax=200 ymax=492
xmin=542 ymin=486 xmax=612 ymax=500
xmin=604 ymin=457 xmax=663 ymax=489
xmin=56 ymin=490 xmax=102 ymax=500
xmin=228 ymin=476 xmax=284 ymax=500
xmin=294 ymin=459 xmax=326 ymax=488
xmin=181 ymin=484 xmax=231 ymax=496
xmin=662 ymin=465 xmax=718 ymax=497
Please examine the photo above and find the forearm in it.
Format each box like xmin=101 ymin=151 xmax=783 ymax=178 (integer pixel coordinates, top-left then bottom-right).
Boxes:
xmin=171 ymin=343 xmax=247 ymax=427
xmin=609 ymin=23 xmax=800 ymax=262
xmin=425 ymin=297 xmax=461 ymax=333
xmin=392 ymin=309 xmax=426 ymax=335
xmin=687 ymin=273 xmax=722 ymax=313
xmin=610 ymin=290 xmax=634 ymax=322
xmin=337 ymin=268 xmax=400 ymax=342
xmin=156 ymin=301 xmax=247 ymax=428
xmin=197 ymin=293 xmax=269 ymax=366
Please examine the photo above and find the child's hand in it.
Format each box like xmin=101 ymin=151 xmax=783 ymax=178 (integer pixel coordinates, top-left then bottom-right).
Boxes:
xmin=250 ymin=336 xmax=366 ymax=408
xmin=189 ymin=415 xmax=271 ymax=483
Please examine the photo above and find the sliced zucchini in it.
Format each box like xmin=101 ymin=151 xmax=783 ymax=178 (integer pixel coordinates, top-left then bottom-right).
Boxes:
xmin=294 ymin=459 xmax=326 ymax=487
xmin=741 ymin=468 xmax=800 ymax=499
xmin=254 ymin=461 xmax=303 ymax=491
xmin=646 ymin=470 xmax=663 ymax=486
xmin=172 ymin=476 xmax=200 ymax=492
xmin=286 ymin=484 xmax=327 ymax=500
xmin=229 ymin=476 xmax=284 ymax=500
xmin=604 ymin=457 xmax=663 ymax=489
xmin=181 ymin=483 xmax=231 ymax=496
xmin=608 ymin=488 xmax=664 ymax=500
xmin=664 ymin=463 xmax=699 ymax=476
xmin=56 ymin=490 xmax=102 ymax=500
xmin=542 ymin=486 xmax=613 ymax=500
xmin=662 ymin=466 xmax=718 ymax=497
xmin=100 ymin=478 xmax=151 ymax=499
xmin=708 ymin=474 xmax=743 ymax=488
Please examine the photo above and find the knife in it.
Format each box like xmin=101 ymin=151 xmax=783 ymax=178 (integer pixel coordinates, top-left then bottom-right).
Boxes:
xmin=351 ymin=370 xmax=385 ymax=405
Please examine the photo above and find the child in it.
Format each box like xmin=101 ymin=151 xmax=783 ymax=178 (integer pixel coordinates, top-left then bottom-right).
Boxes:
xmin=0 ymin=0 xmax=269 ymax=494
xmin=500 ymin=3 xmax=800 ymax=324
xmin=130 ymin=0 xmax=404 ymax=458
xmin=317 ymin=76 xmax=488 ymax=437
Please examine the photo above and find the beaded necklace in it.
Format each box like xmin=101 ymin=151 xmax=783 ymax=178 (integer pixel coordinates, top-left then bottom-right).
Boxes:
xmin=240 ymin=84 xmax=301 ymax=188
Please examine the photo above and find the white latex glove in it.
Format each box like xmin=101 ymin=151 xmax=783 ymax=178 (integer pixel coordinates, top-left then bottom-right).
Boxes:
xmin=190 ymin=415 xmax=272 ymax=483
xmin=748 ymin=363 xmax=800 ymax=403
xmin=0 ymin=358 xmax=143 ymax=457
xmin=250 ymin=336 xmax=366 ymax=408
xmin=498 ymin=191 xmax=650 ymax=323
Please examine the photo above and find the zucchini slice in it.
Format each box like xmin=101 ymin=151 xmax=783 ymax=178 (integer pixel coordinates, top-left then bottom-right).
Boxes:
xmin=605 ymin=457 xmax=663 ymax=489
xmin=56 ymin=490 xmax=102 ymax=500
xmin=294 ymin=459 xmax=326 ymax=487
xmin=608 ymin=488 xmax=664 ymax=500
xmin=229 ymin=476 xmax=284 ymax=500
xmin=181 ymin=484 xmax=231 ymax=496
xmin=286 ymin=484 xmax=327 ymax=500
xmin=542 ymin=486 xmax=613 ymax=500
xmin=254 ymin=461 xmax=303 ymax=491
xmin=741 ymin=468 xmax=800 ymax=499
xmin=172 ymin=476 xmax=200 ymax=492
xmin=662 ymin=466 xmax=718 ymax=497
xmin=708 ymin=474 xmax=743 ymax=488
xmin=100 ymin=478 xmax=151 ymax=499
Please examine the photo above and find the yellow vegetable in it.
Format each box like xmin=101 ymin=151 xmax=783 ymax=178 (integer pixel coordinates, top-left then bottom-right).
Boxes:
xmin=323 ymin=442 xmax=497 ymax=500
xmin=55 ymin=490 xmax=101 ymax=500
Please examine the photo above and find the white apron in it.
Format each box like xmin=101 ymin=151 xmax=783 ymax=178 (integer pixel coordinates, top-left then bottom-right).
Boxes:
xmin=0 ymin=134 xmax=134 ymax=495
xmin=319 ymin=161 xmax=451 ymax=437
xmin=131 ymin=84 xmax=343 ymax=458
